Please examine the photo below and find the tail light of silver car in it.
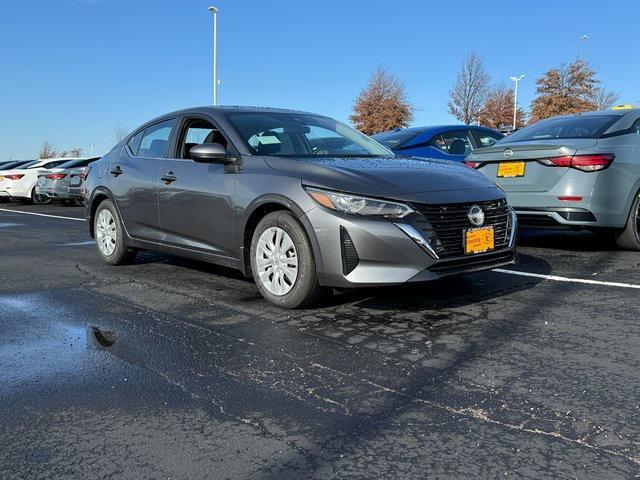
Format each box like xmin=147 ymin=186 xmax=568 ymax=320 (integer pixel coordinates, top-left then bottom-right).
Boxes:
xmin=538 ymin=154 xmax=615 ymax=172
xmin=46 ymin=173 xmax=67 ymax=180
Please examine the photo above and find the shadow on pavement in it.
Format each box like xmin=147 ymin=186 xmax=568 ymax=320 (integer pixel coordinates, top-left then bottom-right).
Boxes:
xmin=517 ymin=228 xmax=617 ymax=252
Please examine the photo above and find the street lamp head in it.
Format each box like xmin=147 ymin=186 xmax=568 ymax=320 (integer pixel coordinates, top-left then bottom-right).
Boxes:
xmin=208 ymin=5 xmax=218 ymax=13
xmin=510 ymin=74 xmax=525 ymax=82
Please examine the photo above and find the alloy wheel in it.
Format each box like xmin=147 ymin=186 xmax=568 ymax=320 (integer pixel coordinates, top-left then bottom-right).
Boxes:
xmin=96 ymin=209 xmax=117 ymax=256
xmin=255 ymin=227 xmax=298 ymax=296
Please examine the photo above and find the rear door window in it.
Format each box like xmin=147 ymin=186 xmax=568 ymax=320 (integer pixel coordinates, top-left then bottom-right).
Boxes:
xmin=138 ymin=119 xmax=176 ymax=158
xmin=434 ymin=131 xmax=474 ymax=155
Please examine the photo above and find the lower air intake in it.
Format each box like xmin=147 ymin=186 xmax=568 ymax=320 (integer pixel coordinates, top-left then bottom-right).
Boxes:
xmin=340 ymin=226 xmax=359 ymax=276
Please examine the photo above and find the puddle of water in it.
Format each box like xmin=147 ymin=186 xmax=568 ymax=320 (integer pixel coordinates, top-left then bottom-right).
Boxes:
xmin=0 ymin=222 xmax=24 ymax=228
xmin=58 ymin=240 xmax=95 ymax=247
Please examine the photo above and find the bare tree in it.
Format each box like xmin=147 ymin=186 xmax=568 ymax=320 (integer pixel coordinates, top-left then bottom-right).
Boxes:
xmin=530 ymin=59 xmax=600 ymax=122
xmin=350 ymin=66 xmax=415 ymax=135
xmin=39 ymin=141 xmax=58 ymax=159
xmin=591 ymin=87 xmax=619 ymax=110
xmin=448 ymin=51 xmax=491 ymax=124
xmin=114 ymin=126 xmax=129 ymax=143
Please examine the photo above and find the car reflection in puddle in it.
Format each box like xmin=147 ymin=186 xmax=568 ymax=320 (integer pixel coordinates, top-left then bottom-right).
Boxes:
xmin=87 ymin=326 xmax=145 ymax=368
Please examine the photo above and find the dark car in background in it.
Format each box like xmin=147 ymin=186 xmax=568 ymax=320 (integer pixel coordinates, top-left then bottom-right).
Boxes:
xmin=372 ymin=125 xmax=504 ymax=161
xmin=466 ymin=109 xmax=640 ymax=249
xmin=86 ymin=107 xmax=516 ymax=308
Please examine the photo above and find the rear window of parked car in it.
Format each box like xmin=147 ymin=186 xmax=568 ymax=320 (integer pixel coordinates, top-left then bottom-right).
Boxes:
xmin=371 ymin=130 xmax=420 ymax=149
xmin=507 ymin=115 xmax=619 ymax=142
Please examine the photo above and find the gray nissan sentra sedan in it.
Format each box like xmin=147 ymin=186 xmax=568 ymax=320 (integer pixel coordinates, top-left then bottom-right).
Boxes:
xmin=466 ymin=109 xmax=640 ymax=250
xmin=85 ymin=107 xmax=517 ymax=308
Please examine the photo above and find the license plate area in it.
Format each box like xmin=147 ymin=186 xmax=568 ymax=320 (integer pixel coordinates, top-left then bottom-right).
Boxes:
xmin=497 ymin=161 xmax=525 ymax=178
xmin=464 ymin=226 xmax=495 ymax=255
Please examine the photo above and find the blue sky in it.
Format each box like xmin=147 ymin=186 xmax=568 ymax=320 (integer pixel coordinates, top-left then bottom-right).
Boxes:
xmin=1 ymin=0 xmax=638 ymax=159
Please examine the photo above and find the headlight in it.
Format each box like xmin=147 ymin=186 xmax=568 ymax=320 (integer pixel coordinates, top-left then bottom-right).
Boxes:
xmin=304 ymin=187 xmax=414 ymax=219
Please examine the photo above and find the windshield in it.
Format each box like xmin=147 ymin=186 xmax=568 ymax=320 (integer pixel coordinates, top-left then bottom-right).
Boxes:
xmin=226 ymin=112 xmax=393 ymax=158
xmin=507 ymin=115 xmax=619 ymax=142
xmin=1 ymin=160 xmax=36 ymax=170
xmin=371 ymin=130 xmax=420 ymax=149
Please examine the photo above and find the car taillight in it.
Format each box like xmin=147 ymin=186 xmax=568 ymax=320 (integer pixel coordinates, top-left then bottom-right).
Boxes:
xmin=538 ymin=154 xmax=614 ymax=172
xmin=5 ymin=174 xmax=25 ymax=180
xmin=464 ymin=161 xmax=481 ymax=169
xmin=81 ymin=166 xmax=91 ymax=180
xmin=46 ymin=173 xmax=67 ymax=180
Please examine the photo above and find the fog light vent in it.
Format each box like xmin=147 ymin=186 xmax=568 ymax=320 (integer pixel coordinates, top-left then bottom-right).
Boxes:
xmin=340 ymin=226 xmax=359 ymax=276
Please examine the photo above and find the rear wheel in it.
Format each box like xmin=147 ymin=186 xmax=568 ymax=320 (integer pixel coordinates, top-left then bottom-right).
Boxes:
xmin=250 ymin=211 xmax=323 ymax=309
xmin=94 ymin=199 xmax=137 ymax=265
xmin=615 ymin=192 xmax=640 ymax=250
xmin=30 ymin=187 xmax=51 ymax=205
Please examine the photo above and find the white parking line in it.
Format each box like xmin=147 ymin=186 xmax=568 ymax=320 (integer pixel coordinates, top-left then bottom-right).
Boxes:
xmin=0 ymin=208 xmax=85 ymax=222
xmin=493 ymin=268 xmax=640 ymax=290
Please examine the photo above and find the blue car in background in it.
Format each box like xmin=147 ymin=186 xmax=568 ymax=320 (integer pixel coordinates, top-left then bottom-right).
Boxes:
xmin=372 ymin=125 xmax=504 ymax=162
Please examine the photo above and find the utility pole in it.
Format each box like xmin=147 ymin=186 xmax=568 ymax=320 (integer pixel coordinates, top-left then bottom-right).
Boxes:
xmin=509 ymin=75 xmax=525 ymax=130
xmin=208 ymin=5 xmax=219 ymax=106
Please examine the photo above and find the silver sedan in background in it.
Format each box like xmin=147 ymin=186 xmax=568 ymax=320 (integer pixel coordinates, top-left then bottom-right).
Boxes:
xmin=466 ymin=109 xmax=640 ymax=249
xmin=36 ymin=157 xmax=99 ymax=205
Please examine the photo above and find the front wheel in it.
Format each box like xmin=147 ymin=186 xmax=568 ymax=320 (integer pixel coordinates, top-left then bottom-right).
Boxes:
xmin=615 ymin=192 xmax=640 ymax=251
xmin=250 ymin=211 xmax=323 ymax=309
xmin=94 ymin=199 xmax=137 ymax=265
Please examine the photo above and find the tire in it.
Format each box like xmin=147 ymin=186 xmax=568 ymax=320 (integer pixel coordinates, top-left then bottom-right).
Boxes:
xmin=250 ymin=211 xmax=323 ymax=309
xmin=93 ymin=199 xmax=137 ymax=265
xmin=615 ymin=192 xmax=640 ymax=250
xmin=31 ymin=187 xmax=51 ymax=205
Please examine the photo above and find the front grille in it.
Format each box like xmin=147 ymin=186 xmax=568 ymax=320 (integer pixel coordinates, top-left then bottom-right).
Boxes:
xmin=412 ymin=198 xmax=513 ymax=258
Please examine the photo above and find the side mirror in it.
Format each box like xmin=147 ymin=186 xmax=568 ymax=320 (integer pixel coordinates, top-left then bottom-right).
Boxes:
xmin=189 ymin=143 xmax=233 ymax=164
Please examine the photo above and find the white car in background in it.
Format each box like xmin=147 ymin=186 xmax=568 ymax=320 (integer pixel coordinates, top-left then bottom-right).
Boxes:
xmin=0 ymin=158 xmax=79 ymax=204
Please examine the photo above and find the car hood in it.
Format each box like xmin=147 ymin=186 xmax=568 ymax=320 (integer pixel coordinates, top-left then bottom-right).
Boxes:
xmin=264 ymin=155 xmax=502 ymax=203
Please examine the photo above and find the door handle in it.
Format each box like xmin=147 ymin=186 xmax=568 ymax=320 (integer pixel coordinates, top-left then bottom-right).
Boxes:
xmin=160 ymin=172 xmax=177 ymax=185
xmin=110 ymin=166 xmax=123 ymax=177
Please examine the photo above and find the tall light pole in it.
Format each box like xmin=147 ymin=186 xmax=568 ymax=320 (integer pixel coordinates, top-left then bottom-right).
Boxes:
xmin=509 ymin=74 xmax=525 ymax=130
xmin=208 ymin=5 xmax=219 ymax=106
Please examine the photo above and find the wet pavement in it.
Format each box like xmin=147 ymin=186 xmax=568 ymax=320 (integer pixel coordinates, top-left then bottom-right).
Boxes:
xmin=1 ymin=203 xmax=639 ymax=479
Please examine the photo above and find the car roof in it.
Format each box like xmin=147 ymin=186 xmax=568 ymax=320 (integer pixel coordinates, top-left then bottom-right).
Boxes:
xmin=142 ymin=106 xmax=320 ymax=127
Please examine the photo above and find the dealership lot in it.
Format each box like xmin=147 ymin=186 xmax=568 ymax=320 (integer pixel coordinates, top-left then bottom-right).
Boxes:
xmin=1 ymin=204 xmax=639 ymax=479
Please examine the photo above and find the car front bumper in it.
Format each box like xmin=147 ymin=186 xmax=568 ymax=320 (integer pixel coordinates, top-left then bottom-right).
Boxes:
xmin=304 ymin=206 xmax=517 ymax=289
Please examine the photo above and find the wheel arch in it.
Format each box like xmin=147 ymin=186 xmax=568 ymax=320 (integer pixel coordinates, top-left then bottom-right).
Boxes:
xmin=239 ymin=194 xmax=322 ymax=277
xmin=87 ymin=187 xmax=117 ymax=238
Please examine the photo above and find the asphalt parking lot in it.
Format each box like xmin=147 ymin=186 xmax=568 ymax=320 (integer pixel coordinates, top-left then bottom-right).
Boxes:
xmin=1 ymin=203 xmax=639 ymax=479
